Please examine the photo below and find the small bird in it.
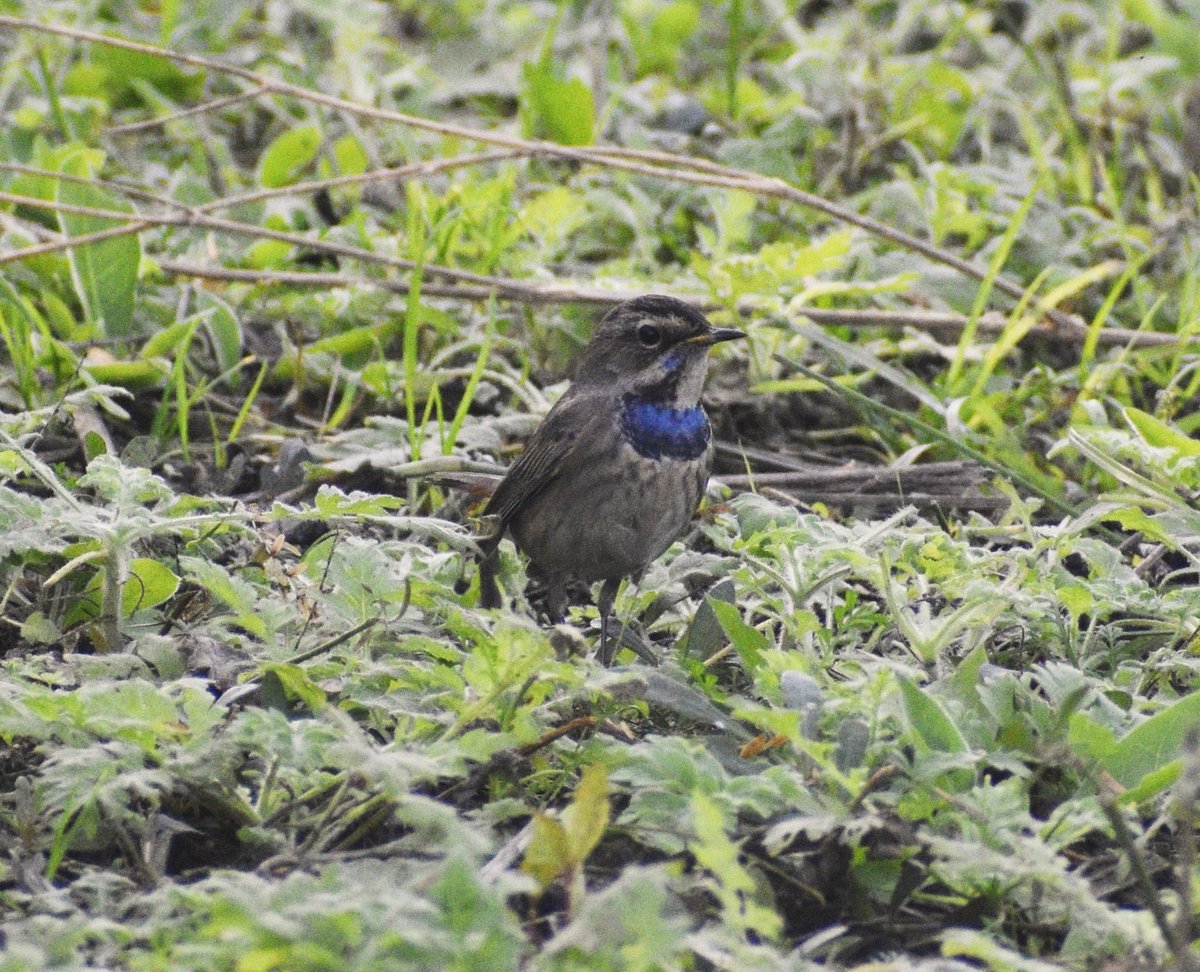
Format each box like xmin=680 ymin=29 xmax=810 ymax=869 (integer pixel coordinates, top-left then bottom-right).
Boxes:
xmin=477 ymin=295 xmax=745 ymax=662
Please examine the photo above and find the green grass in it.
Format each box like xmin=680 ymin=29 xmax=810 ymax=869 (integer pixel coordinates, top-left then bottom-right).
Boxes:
xmin=1 ymin=1 xmax=1200 ymax=968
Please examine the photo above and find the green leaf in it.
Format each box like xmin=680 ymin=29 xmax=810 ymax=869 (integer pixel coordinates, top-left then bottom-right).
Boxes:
xmin=141 ymin=319 xmax=197 ymax=359
xmin=79 ymin=453 xmax=175 ymax=506
xmin=0 ymin=275 xmax=42 ymax=406
xmin=1056 ymin=583 xmax=1094 ymax=621
xmin=623 ymin=0 xmax=701 ymax=77
xmin=1118 ymin=762 xmax=1182 ymax=805
xmin=1123 ymin=0 xmax=1200 ymax=76
xmin=182 ymin=557 xmax=269 ymax=638
xmin=90 ymin=43 xmax=205 ymax=104
xmin=81 ymin=357 xmax=170 ymax=390
xmin=948 ymin=644 xmax=987 ymax=699
xmin=331 ymin=133 xmax=368 ymax=176
xmin=708 ymin=598 xmax=769 ymax=669
xmin=517 ymin=186 xmax=588 ymax=249
xmin=82 ymin=431 xmax=107 ymax=461
xmin=245 ymin=238 xmax=295 ymax=269
xmin=195 ymin=291 xmax=244 ymax=376
xmin=1067 ymin=712 xmax=1118 ymax=763
xmin=261 ymin=663 xmax=327 ymax=712
xmin=311 ymin=487 xmax=404 ymax=518
xmin=122 ymin=558 xmax=180 ymax=616
xmin=1103 ymin=691 xmax=1200 ymax=793
xmin=897 ymin=676 xmax=969 ymax=754
xmin=20 ymin=611 xmax=60 ymax=646
xmin=691 ymin=790 xmax=782 ymax=940
xmin=57 ymin=153 xmax=141 ymax=338
xmin=520 ymin=61 xmax=595 ymax=146
xmin=258 ymin=125 xmax=323 ymax=188
xmin=1124 ymin=406 xmax=1200 ymax=457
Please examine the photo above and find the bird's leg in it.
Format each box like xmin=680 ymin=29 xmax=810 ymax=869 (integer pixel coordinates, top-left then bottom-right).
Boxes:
xmin=546 ymin=578 xmax=568 ymax=625
xmin=620 ymin=571 xmax=658 ymax=666
xmin=477 ymin=543 xmax=502 ymax=609
xmin=475 ymin=517 xmax=506 ymax=610
xmin=597 ymin=577 xmax=620 ymax=665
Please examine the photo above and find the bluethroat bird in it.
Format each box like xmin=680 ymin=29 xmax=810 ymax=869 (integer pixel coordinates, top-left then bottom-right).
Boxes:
xmin=477 ymin=295 xmax=745 ymax=663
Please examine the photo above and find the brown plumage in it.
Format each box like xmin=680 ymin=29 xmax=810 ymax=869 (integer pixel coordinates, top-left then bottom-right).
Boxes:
xmin=477 ymin=295 xmax=745 ymax=662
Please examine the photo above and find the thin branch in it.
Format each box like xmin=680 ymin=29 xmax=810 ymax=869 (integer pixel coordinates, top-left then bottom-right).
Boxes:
xmin=0 ymin=151 xmax=524 ymax=267
xmin=153 ymin=259 xmax=1174 ymax=347
xmin=106 ymin=86 xmax=268 ymax=134
xmin=0 ymin=161 xmax=195 ymax=211
xmin=155 ymin=259 xmax=607 ymax=303
xmin=0 ymin=188 xmax=526 ymax=292
xmin=752 ymin=488 xmax=1009 ymax=511
xmin=0 ymin=15 xmax=1115 ymax=335
xmin=210 ymin=149 xmax=524 ymax=210
xmin=1099 ymin=795 xmax=1194 ymax=967
xmin=779 ymin=307 xmax=1176 ymax=347
xmin=0 ymin=190 xmax=163 ymax=224
xmin=3 ymin=177 xmax=1175 ymax=348
xmin=1 ymin=219 xmax=156 ymax=263
xmin=2 ymin=151 xmax=523 ymax=216
xmin=714 ymin=466 xmax=983 ymax=490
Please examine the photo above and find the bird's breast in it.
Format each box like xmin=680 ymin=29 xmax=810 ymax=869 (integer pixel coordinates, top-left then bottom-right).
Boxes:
xmin=619 ymin=397 xmax=711 ymax=460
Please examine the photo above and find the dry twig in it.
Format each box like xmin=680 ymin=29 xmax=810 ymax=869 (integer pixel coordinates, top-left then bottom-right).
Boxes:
xmin=0 ymin=14 xmax=1173 ymax=351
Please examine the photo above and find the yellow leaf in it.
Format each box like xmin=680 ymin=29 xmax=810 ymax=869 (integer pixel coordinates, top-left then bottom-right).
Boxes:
xmin=561 ymin=764 xmax=610 ymax=865
xmin=520 ymin=765 xmax=610 ymax=890
xmin=521 ymin=813 xmax=571 ymax=888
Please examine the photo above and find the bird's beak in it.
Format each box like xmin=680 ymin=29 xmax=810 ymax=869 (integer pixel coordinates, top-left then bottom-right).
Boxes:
xmin=683 ymin=326 xmax=747 ymax=347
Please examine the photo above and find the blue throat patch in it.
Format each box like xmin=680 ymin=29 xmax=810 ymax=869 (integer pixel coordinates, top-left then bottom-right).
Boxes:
xmin=620 ymin=397 xmax=711 ymax=460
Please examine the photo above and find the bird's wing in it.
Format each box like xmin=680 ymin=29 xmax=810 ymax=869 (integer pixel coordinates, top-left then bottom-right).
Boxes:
xmin=481 ymin=392 xmax=609 ymax=529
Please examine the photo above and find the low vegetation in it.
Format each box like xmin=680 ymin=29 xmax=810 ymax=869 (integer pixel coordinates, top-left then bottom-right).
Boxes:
xmin=2 ymin=1 xmax=1200 ymax=968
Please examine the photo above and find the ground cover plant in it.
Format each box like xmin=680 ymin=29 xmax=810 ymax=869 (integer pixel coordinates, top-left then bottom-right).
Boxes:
xmin=2 ymin=0 xmax=1200 ymax=968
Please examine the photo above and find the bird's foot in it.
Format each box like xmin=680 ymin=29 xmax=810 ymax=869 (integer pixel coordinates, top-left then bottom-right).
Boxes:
xmin=596 ymin=614 xmax=657 ymax=666
xmin=599 ymin=611 xmax=614 ymax=666
xmin=597 ymin=577 xmax=620 ymax=666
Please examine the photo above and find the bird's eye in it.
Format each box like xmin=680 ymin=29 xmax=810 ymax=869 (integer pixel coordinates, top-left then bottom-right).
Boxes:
xmin=636 ymin=323 xmax=661 ymax=347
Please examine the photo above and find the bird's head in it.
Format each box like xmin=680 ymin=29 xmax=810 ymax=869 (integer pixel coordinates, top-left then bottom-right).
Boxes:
xmin=573 ymin=295 xmax=745 ymax=406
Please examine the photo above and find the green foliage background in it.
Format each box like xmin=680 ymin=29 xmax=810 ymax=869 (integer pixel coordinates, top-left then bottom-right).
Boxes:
xmin=2 ymin=0 xmax=1200 ymax=968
